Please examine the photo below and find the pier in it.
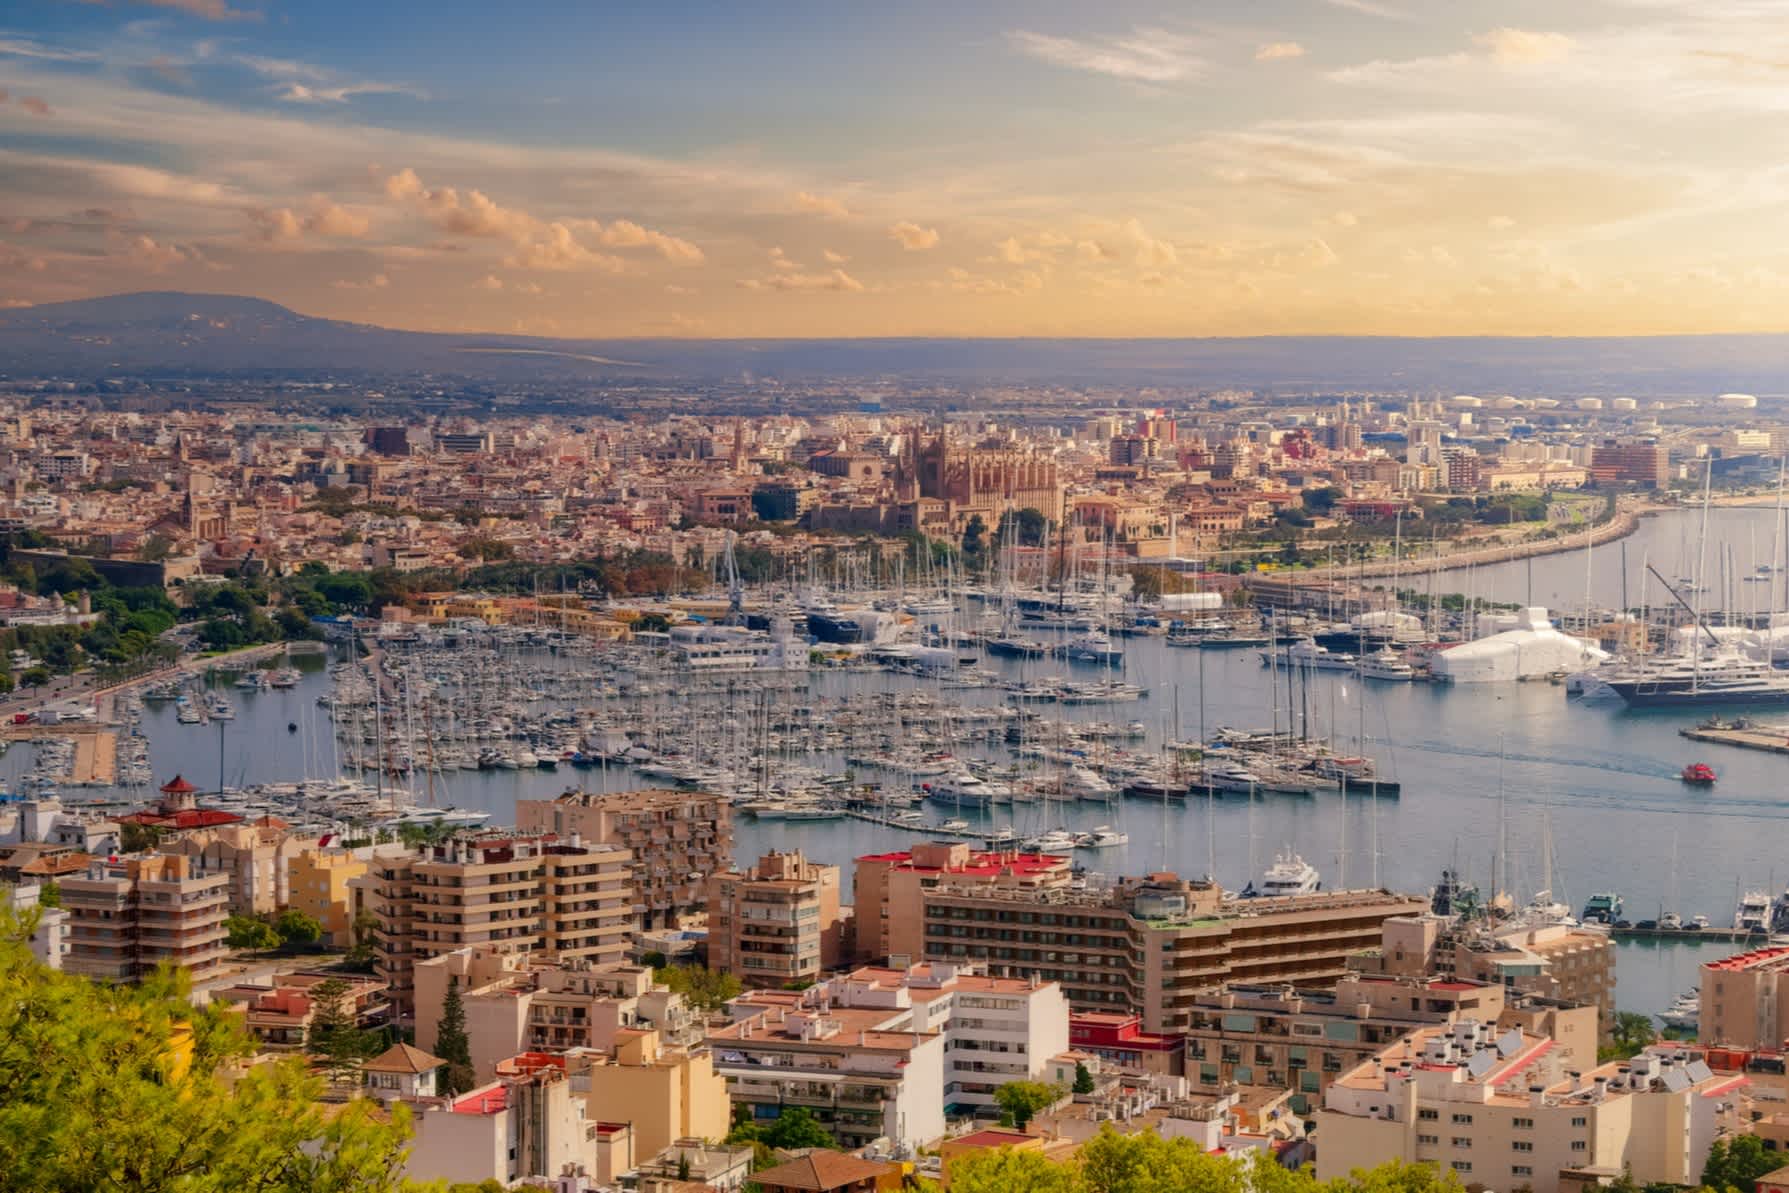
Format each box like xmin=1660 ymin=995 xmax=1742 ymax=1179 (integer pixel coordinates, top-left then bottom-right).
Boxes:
xmin=839 ymin=807 xmax=1004 ymax=841
xmin=1680 ymin=722 xmax=1789 ymax=756
xmin=1612 ymin=925 xmax=1771 ymax=943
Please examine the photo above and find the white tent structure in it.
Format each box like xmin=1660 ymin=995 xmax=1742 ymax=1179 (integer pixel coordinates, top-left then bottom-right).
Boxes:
xmin=1430 ymin=607 xmax=1608 ymax=683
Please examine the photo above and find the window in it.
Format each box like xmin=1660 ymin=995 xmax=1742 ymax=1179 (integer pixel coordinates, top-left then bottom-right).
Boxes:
xmin=1513 ymin=1117 xmax=1533 ymax=1129
xmin=1417 ymin=1109 xmax=1439 ymax=1122
xmin=1452 ymin=1138 xmax=1472 ymax=1149
xmin=1571 ymin=1142 xmax=1588 ymax=1152
xmin=1513 ymin=1166 xmax=1534 ymax=1178
xmin=1451 ymin=1162 xmax=1472 ymax=1174
xmin=1512 ymin=1142 xmax=1533 ymax=1153
xmin=1571 ymin=1116 xmax=1587 ymax=1127
xmin=1451 ymin=1113 xmax=1473 ymax=1125
xmin=1417 ymin=1135 xmax=1439 ymax=1146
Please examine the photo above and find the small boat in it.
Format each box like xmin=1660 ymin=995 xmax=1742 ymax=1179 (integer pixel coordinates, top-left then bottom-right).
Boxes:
xmin=1681 ymin=762 xmax=1717 ymax=785
xmin=1659 ymin=990 xmax=1700 ymax=1032
xmin=941 ymin=818 xmax=970 ymax=832
xmin=1077 ymin=825 xmax=1129 ymax=849
xmin=1582 ymin=892 xmax=1623 ymax=923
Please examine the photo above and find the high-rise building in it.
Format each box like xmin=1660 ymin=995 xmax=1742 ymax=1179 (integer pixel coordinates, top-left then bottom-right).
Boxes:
xmin=1590 ymin=439 xmax=1669 ymax=488
xmin=61 ymin=853 xmax=229 ymax=983
xmin=516 ymin=790 xmax=732 ymax=930
xmin=1698 ymin=945 xmax=1789 ymax=1050
xmin=921 ymin=872 xmax=1428 ymax=1032
xmin=369 ymin=834 xmax=634 ymax=1018
xmin=706 ymin=849 xmax=844 ymax=988
xmin=853 ymin=843 xmax=1074 ymax=964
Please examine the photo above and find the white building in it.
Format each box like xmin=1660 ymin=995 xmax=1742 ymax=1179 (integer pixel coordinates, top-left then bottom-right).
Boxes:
xmin=1317 ymin=1023 xmax=1739 ymax=1193
xmin=8 ymin=882 xmax=68 ymax=970
xmin=827 ymin=962 xmax=1073 ymax=1118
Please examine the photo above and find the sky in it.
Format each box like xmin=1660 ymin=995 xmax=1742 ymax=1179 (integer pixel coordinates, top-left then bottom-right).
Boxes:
xmin=3 ymin=0 xmax=1789 ymax=339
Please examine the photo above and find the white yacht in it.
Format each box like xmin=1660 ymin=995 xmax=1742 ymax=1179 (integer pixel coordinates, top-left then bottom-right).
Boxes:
xmin=1659 ymin=990 xmax=1700 ymax=1032
xmin=1258 ymin=851 xmax=1322 ymax=896
xmin=1260 ymin=638 xmax=1357 ymax=672
xmin=1022 ymin=829 xmax=1078 ymax=854
xmin=1357 ymin=647 xmax=1416 ymax=681
xmin=1078 ymin=825 xmax=1130 ymax=849
xmin=1737 ymin=889 xmax=1772 ymax=933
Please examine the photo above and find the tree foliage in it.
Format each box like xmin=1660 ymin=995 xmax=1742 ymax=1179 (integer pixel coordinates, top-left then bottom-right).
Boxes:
xmin=274 ymin=908 xmax=324 ymax=948
xmin=305 ymin=977 xmax=379 ymax=1085
xmin=1072 ymin=1062 xmax=1096 ymax=1095
xmin=994 ymin=1080 xmax=1064 ymax=1130
xmin=726 ymin=1106 xmax=837 ymax=1153
xmin=1702 ymin=1134 xmax=1780 ymax=1193
xmin=436 ymin=975 xmax=474 ymax=1095
xmin=224 ymin=914 xmax=281 ymax=952
xmin=1601 ymin=1010 xmax=1657 ymax=1061
xmin=652 ymin=963 xmax=741 ymax=1011
xmin=0 ymin=904 xmax=414 ymax=1192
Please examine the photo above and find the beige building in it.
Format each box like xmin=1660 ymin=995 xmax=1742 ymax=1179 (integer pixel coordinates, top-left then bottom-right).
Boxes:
xmin=369 ymin=833 xmax=634 ymax=1017
xmin=287 ymin=848 xmax=368 ymax=948
xmin=163 ymin=821 xmax=302 ymax=917
xmin=922 ymin=871 xmax=1429 ymax=1033
xmin=1700 ymin=945 xmax=1789 ymax=1050
xmin=707 ymin=849 xmax=844 ymax=988
xmin=516 ymin=789 xmax=732 ymax=929
xmin=852 ymin=843 xmax=1073 ymax=963
xmin=1317 ymin=1024 xmax=1740 ymax=1193
xmin=414 ymin=946 xmax=702 ymax=1082
xmin=405 ymin=1054 xmax=601 ymax=1188
xmin=1184 ymin=974 xmax=1598 ymax=1114
xmin=568 ymin=1028 xmax=732 ymax=1161
xmin=61 ymin=853 xmax=229 ymax=983
xmin=1362 ymin=915 xmax=1617 ymax=1042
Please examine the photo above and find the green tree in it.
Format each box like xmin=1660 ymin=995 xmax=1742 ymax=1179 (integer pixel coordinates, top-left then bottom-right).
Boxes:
xmin=761 ymin=1106 xmax=836 ymax=1151
xmin=652 ymin=963 xmax=742 ymax=1011
xmin=1601 ymin=1010 xmax=1657 ymax=1061
xmin=1303 ymin=486 xmax=1344 ymax=514
xmin=962 ymin=514 xmax=988 ymax=561
xmin=19 ymin=667 xmax=48 ymax=689
xmin=120 ymin=820 xmax=166 ymax=855
xmin=1072 ymin=1062 xmax=1095 ymax=1095
xmin=346 ymin=909 xmax=379 ymax=969
xmin=0 ymin=903 xmax=414 ymax=1191
xmin=993 ymin=1080 xmax=1064 ymax=1130
xmin=633 ymin=612 xmax=673 ymax=634
xmin=950 ymin=1146 xmax=1081 ymax=1193
xmin=996 ymin=507 xmax=1050 ymax=548
xmin=1703 ymin=1134 xmax=1779 ymax=1193
xmin=273 ymin=908 xmax=324 ymax=949
xmin=437 ymin=975 xmax=475 ymax=1095
xmin=36 ymin=880 xmax=59 ymax=909
xmin=224 ymin=914 xmax=281 ymax=953
xmin=305 ymin=977 xmax=375 ymax=1085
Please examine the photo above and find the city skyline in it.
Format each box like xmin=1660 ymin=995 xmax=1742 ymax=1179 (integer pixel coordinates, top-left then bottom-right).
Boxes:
xmin=3 ymin=0 xmax=1787 ymax=338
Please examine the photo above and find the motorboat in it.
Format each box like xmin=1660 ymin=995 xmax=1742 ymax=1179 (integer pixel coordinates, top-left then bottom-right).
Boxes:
xmin=1260 ymin=638 xmax=1357 ymax=672
xmin=1582 ymin=892 xmax=1623 ymax=923
xmin=1021 ymin=829 xmax=1078 ymax=854
xmin=1659 ymin=990 xmax=1700 ymax=1032
xmin=1681 ymin=762 xmax=1717 ymax=785
xmin=1258 ymin=850 xmax=1321 ymax=896
xmin=1053 ymin=632 xmax=1124 ymax=666
xmin=1077 ymin=825 xmax=1129 ymax=849
xmin=1357 ymin=647 xmax=1416 ymax=681
xmin=1737 ymin=890 xmax=1772 ymax=933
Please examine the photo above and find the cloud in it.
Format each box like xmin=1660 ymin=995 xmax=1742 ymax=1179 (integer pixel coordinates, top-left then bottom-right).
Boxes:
xmin=0 ymin=37 xmax=101 ymax=63
xmin=741 ymin=268 xmax=864 ymax=293
xmin=121 ymin=233 xmax=190 ymax=270
xmin=1474 ymin=28 xmax=1574 ymax=66
xmin=1323 ymin=0 xmax=1405 ymax=17
xmin=995 ymin=236 xmax=1030 ymax=265
xmin=768 ymin=247 xmax=800 ymax=272
xmin=330 ymin=273 xmax=389 ymax=290
xmin=476 ymin=274 xmax=504 ymax=290
xmin=947 ymin=266 xmax=1043 ymax=296
xmin=246 ymin=197 xmax=369 ymax=241
xmin=822 ymin=249 xmax=849 ymax=264
xmin=590 ymin=217 xmax=703 ymax=263
xmin=385 ymin=169 xmax=698 ymax=263
xmin=1118 ymin=218 xmax=1177 ymax=267
xmin=1256 ymin=42 xmax=1308 ymax=62
xmin=1488 ymin=215 xmax=1517 ymax=230
xmin=1007 ymin=27 xmax=1206 ymax=83
xmin=888 ymin=221 xmax=940 ymax=251
xmin=1328 ymin=211 xmax=1360 ymax=227
xmin=503 ymin=223 xmax=626 ymax=272
xmin=19 ymin=96 xmax=52 ymax=117
xmin=384 ymin=167 xmax=424 ymax=201
xmin=238 ymin=53 xmax=418 ymax=103
xmin=129 ymin=0 xmax=262 ymax=20
xmin=792 ymin=191 xmax=850 ymax=219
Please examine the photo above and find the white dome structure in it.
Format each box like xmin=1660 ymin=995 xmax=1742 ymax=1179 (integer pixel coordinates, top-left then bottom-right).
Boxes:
xmin=1718 ymin=393 xmax=1759 ymax=409
xmin=1430 ymin=608 xmax=1608 ymax=683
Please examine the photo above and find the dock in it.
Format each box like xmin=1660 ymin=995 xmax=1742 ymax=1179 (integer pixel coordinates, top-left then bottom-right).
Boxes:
xmin=839 ymin=807 xmax=1002 ymax=841
xmin=1679 ymin=723 xmax=1789 ymax=756
xmin=1611 ymin=925 xmax=1771 ymax=943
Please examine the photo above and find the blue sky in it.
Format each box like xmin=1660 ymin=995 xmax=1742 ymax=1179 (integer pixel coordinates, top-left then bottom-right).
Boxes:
xmin=3 ymin=0 xmax=1788 ymax=337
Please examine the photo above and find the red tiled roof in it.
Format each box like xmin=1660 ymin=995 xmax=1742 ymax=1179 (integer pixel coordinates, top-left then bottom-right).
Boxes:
xmin=752 ymin=1151 xmax=897 ymax=1191
xmin=118 ymin=808 xmax=244 ymax=830
xmin=160 ymin=774 xmax=198 ymax=795
xmin=951 ymin=1129 xmax=1034 ymax=1149
xmin=855 ymin=849 xmax=1068 ymax=876
xmin=452 ymin=1086 xmax=508 ymax=1115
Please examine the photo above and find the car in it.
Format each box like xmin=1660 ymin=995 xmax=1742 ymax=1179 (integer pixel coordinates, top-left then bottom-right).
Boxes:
xmin=1614 ymin=919 xmax=1633 ymax=930
xmin=1635 ymin=919 xmax=1658 ymax=931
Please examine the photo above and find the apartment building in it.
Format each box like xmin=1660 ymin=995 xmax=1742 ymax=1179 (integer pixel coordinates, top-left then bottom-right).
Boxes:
xmin=1362 ymin=914 xmax=1617 ymax=1042
xmin=516 ymin=789 xmax=732 ymax=929
xmin=852 ymin=843 xmax=1073 ymax=963
xmin=287 ymin=847 xmax=368 ymax=948
xmin=1070 ymin=1011 xmax=1186 ymax=1077
xmin=369 ymin=833 xmax=634 ymax=1017
xmin=567 ymin=1028 xmax=733 ymax=1160
xmin=1317 ymin=1024 xmax=1739 ymax=1193
xmin=414 ymin=946 xmax=702 ymax=1082
xmin=707 ymin=849 xmax=844 ymax=988
xmin=707 ymin=1000 xmax=947 ymax=1151
xmin=921 ymin=871 xmax=1428 ymax=1032
xmin=7 ymin=881 xmax=69 ymax=970
xmin=163 ymin=820 xmax=302 ymax=916
xmin=1183 ymin=974 xmax=1598 ymax=1114
xmin=212 ymin=973 xmax=390 ymax=1049
xmin=405 ymin=1053 xmax=600 ymax=1187
xmin=61 ymin=853 xmax=229 ymax=983
xmin=820 ymin=961 xmax=1072 ymax=1118
xmin=1699 ymin=946 xmax=1789 ymax=1050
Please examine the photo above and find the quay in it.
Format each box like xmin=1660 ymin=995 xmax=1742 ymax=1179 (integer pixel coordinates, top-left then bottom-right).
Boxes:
xmin=840 ymin=807 xmax=1002 ymax=842
xmin=1612 ymin=925 xmax=1771 ymax=943
xmin=1680 ymin=722 xmax=1789 ymax=756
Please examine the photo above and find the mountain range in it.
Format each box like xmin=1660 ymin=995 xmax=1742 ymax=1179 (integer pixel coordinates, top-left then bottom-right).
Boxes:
xmin=1 ymin=292 xmax=1784 ymax=396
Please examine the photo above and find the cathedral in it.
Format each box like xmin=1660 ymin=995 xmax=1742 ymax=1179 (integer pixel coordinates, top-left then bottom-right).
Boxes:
xmin=893 ymin=427 xmax=1062 ymax=531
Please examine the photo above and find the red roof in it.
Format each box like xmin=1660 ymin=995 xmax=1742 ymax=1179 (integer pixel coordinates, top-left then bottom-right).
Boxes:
xmin=855 ymin=849 xmax=1068 ymax=876
xmin=118 ymin=808 xmax=244 ymax=830
xmin=160 ymin=774 xmax=198 ymax=795
xmin=1707 ymin=947 xmax=1789 ymax=972
xmin=952 ymin=1129 xmax=1034 ymax=1149
xmin=452 ymin=1086 xmax=508 ymax=1115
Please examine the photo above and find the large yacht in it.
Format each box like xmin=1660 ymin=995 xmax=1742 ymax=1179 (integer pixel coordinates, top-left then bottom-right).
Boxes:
xmin=1736 ymin=889 xmax=1773 ymax=933
xmin=1258 ymin=851 xmax=1322 ymax=897
xmin=1598 ymin=649 xmax=1789 ymax=707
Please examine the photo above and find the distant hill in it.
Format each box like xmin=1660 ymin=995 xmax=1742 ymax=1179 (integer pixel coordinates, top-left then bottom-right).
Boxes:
xmin=1 ymin=291 xmax=1786 ymax=395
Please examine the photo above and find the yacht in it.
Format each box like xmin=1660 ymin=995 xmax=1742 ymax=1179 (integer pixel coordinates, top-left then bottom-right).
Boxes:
xmin=1077 ymin=825 xmax=1130 ymax=849
xmin=986 ymin=635 xmax=1048 ymax=659
xmin=1258 ymin=851 xmax=1322 ymax=897
xmin=1021 ymin=829 xmax=1078 ymax=854
xmin=940 ymin=818 xmax=971 ymax=832
xmin=1358 ymin=647 xmax=1416 ymax=682
xmin=1053 ymin=632 xmax=1124 ymax=666
xmin=1737 ymin=889 xmax=1772 ymax=933
xmin=1599 ymin=650 xmax=1789 ymax=707
xmin=1260 ymin=638 xmax=1357 ymax=672
xmin=1659 ymin=990 xmax=1700 ymax=1032
xmin=1582 ymin=892 xmax=1623 ymax=924
xmin=390 ymin=807 xmax=490 ymax=829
